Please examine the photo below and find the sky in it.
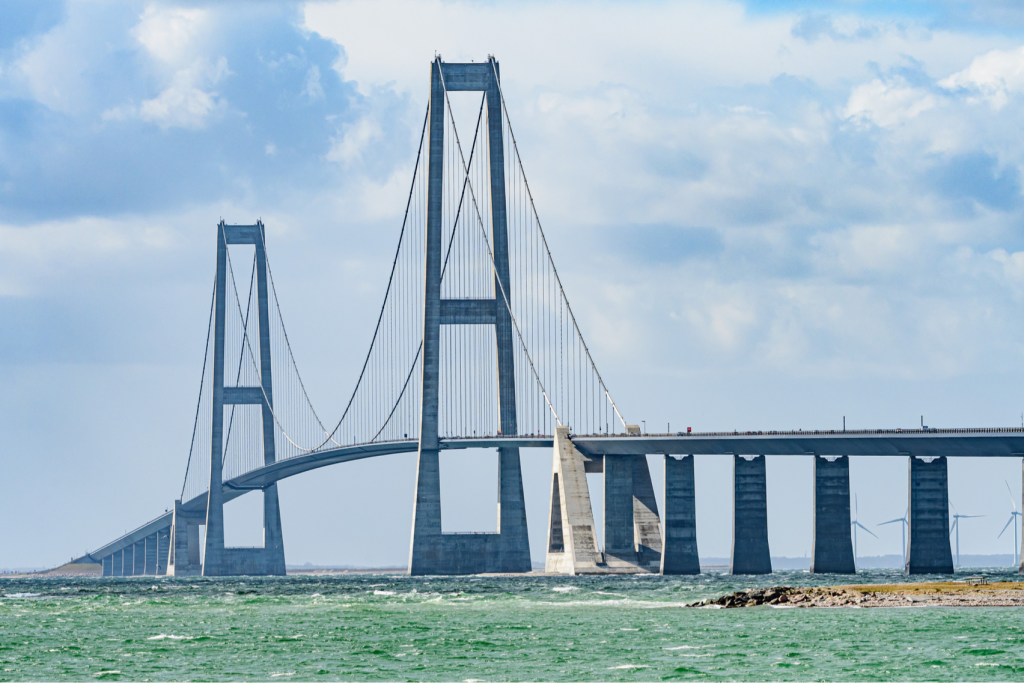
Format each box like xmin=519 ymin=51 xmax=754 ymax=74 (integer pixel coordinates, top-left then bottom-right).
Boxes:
xmin=4 ymin=0 xmax=1024 ymax=569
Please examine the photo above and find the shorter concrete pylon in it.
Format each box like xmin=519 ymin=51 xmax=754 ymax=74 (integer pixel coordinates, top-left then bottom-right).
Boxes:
xmin=545 ymin=426 xmax=603 ymax=574
xmin=730 ymin=454 xmax=772 ymax=574
xmin=906 ymin=456 xmax=954 ymax=575
xmin=811 ymin=456 xmax=855 ymax=574
xmin=661 ymin=455 xmax=700 ymax=574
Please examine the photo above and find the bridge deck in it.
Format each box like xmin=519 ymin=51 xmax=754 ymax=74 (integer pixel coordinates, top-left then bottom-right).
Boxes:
xmin=78 ymin=428 xmax=1024 ymax=564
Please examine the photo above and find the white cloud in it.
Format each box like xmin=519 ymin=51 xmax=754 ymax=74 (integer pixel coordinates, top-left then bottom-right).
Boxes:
xmin=302 ymin=65 xmax=325 ymax=101
xmin=326 ymin=117 xmax=383 ymax=165
xmin=940 ymin=45 xmax=1024 ymax=109
xmin=103 ymin=57 xmax=231 ymax=130
xmin=132 ymin=5 xmax=209 ymax=65
xmin=844 ymin=78 xmax=936 ymax=127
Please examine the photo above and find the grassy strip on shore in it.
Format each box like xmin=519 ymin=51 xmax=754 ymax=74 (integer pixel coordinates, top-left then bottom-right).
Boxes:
xmin=693 ymin=580 xmax=1024 ymax=608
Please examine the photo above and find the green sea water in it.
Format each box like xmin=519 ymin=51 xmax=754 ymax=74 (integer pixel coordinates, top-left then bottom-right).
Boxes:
xmin=2 ymin=570 xmax=1023 ymax=681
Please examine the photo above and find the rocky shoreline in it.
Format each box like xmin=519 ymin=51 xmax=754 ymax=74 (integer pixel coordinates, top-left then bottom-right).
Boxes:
xmin=692 ymin=581 xmax=1024 ymax=608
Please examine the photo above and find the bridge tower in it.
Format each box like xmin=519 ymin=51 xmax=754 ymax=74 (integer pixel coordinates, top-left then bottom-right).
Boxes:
xmin=192 ymin=221 xmax=287 ymax=577
xmin=409 ymin=57 xmax=532 ymax=575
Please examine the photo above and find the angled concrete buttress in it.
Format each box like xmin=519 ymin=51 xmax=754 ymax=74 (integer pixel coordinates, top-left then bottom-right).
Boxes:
xmin=731 ymin=454 xmax=772 ymax=574
xmin=202 ymin=220 xmax=287 ymax=577
xmin=661 ymin=455 xmax=700 ymax=575
xmin=811 ymin=456 xmax=855 ymax=574
xmin=631 ymin=455 xmax=663 ymax=571
xmin=408 ymin=57 xmax=531 ymax=575
xmin=546 ymin=426 xmax=603 ymax=573
xmin=906 ymin=456 xmax=954 ymax=575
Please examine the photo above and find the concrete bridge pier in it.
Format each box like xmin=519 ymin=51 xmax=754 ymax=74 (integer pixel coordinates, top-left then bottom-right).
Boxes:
xmin=603 ymin=455 xmax=636 ymax=568
xmin=133 ymin=540 xmax=146 ymax=575
xmin=144 ymin=534 xmax=158 ymax=575
xmin=661 ymin=455 xmax=700 ymax=575
xmin=731 ymin=454 xmax=772 ymax=574
xmin=157 ymin=529 xmax=170 ymax=575
xmin=906 ymin=456 xmax=954 ymax=574
xmin=122 ymin=545 xmax=134 ymax=577
xmin=811 ymin=456 xmax=855 ymax=574
xmin=168 ymin=500 xmax=203 ymax=576
xmin=101 ymin=554 xmax=112 ymax=577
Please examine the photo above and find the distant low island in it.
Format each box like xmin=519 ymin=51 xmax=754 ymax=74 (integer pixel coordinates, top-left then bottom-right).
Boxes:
xmin=695 ymin=580 xmax=1024 ymax=608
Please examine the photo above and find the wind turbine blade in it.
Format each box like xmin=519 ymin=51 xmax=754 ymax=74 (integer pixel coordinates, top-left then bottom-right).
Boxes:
xmin=878 ymin=518 xmax=903 ymax=526
xmin=961 ymin=514 xmax=984 ymax=518
xmin=856 ymin=494 xmax=859 ymax=517
xmin=1007 ymin=480 xmax=1017 ymax=513
xmin=998 ymin=516 xmax=1014 ymax=538
xmin=950 ymin=518 xmax=957 ymax=536
xmin=856 ymin=521 xmax=879 ymax=538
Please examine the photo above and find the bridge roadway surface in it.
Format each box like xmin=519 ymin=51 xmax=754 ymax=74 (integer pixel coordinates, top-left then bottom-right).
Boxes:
xmin=84 ymin=427 xmax=1024 ymax=561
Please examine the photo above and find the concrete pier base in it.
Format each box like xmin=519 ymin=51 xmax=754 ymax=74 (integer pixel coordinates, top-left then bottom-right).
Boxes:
xmin=731 ymin=455 xmax=772 ymax=574
xmin=408 ymin=447 xmax=532 ymax=575
xmin=907 ymin=456 xmax=954 ymax=575
xmin=811 ymin=456 xmax=855 ymax=574
xmin=661 ymin=455 xmax=700 ymax=575
xmin=102 ymin=554 xmax=112 ymax=577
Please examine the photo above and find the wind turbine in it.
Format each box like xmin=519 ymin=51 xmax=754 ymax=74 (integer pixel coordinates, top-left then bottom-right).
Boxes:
xmin=949 ymin=501 xmax=984 ymax=569
xmin=997 ymin=480 xmax=1021 ymax=567
xmin=879 ymin=508 xmax=908 ymax=567
xmin=851 ymin=494 xmax=877 ymax=568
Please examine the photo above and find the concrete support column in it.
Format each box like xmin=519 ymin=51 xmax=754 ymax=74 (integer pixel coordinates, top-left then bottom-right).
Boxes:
xmin=113 ymin=549 xmax=124 ymax=577
xmin=122 ymin=545 xmax=135 ymax=577
xmin=133 ymin=540 xmax=145 ymax=573
xmin=169 ymin=500 xmax=202 ymax=576
xmin=144 ymin=534 xmax=158 ymax=575
xmin=731 ymin=454 xmax=771 ymax=574
xmin=1020 ymin=457 xmax=1023 ymax=575
xmin=102 ymin=555 xmax=112 ymax=577
xmin=811 ymin=456 xmax=855 ymax=574
xmin=631 ymin=455 xmax=662 ymax=571
xmin=907 ymin=456 xmax=954 ymax=575
xmin=157 ymin=529 xmax=170 ymax=575
xmin=604 ymin=455 xmax=635 ymax=566
xmin=661 ymin=455 xmax=700 ymax=575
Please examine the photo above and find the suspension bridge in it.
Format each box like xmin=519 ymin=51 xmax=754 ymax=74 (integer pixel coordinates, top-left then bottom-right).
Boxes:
xmin=70 ymin=57 xmax=1024 ymax=578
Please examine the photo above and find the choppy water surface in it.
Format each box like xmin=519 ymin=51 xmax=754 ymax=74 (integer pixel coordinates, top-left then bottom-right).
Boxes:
xmin=2 ymin=570 xmax=1023 ymax=681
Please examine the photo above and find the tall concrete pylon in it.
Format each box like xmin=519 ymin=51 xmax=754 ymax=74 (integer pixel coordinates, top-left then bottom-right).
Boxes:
xmin=201 ymin=221 xmax=286 ymax=577
xmin=408 ymin=58 xmax=531 ymax=575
